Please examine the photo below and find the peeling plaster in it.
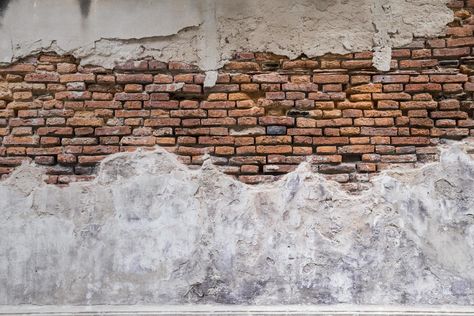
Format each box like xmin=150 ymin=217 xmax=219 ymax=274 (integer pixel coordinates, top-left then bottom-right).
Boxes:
xmin=0 ymin=0 xmax=453 ymax=71
xmin=1 ymin=139 xmax=474 ymax=305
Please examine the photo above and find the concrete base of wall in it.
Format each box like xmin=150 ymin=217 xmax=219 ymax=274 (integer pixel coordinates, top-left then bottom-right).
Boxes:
xmin=1 ymin=305 xmax=474 ymax=316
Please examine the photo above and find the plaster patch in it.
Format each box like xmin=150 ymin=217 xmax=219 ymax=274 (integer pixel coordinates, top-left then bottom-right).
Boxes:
xmin=1 ymin=139 xmax=474 ymax=305
xmin=0 ymin=0 xmax=453 ymax=71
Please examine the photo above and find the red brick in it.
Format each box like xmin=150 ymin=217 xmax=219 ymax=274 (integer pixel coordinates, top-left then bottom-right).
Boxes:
xmin=341 ymin=60 xmax=373 ymax=69
xmin=313 ymin=137 xmax=349 ymax=145
xmin=144 ymin=118 xmax=181 ymax=127
xmin=24 ymin=72 xmax=60 ymax=83
xmin=253 ymin=73 xmax=288 ymax=83
xmin=433 ymin=47 xmax=470 ymax=57
xmin=338 ymin=145 xmax=374 ymax=154
xmin=201 ymin=118 xmax=236 ymax=126
xmin=430 ymin=74 xmax=468 ymax=83
xmin=201 ymin=101 xmax=235 ymax=109
xmin=78 ymin=155 xmax=107 ymax=165
xmin=60 ymin=73 xmax=95 ymax=83
xmin=410 ymin=118 xmax=434 ymax=128
xmin=313 ymin=74 xmax=349 ymax=84
xmin=400 ymin=101 xmax=437 ymax=110
xmin=228 ymin=107 xmax=264 ymax=117
xmin=0 ymin=63 xmax=36 ymax=73
xmin=337 ymin=101 xmax=373 ymax=110
xmin=372 ymin=93 xmax=411 ymax=101
xmin=360 ymin=127 xmax=398 ymax=136
xmin=95 ymin=126 xmax=132 ymax=136
xmin=446 ymin=37 xmax=474 ymax=47
xmin=224 ymin=61 xmax=260 ymax=71
xmin=364 ymin=110 xmax=402 ymax=117
xmin=115 ymin=93 xmax=149 ymax=101
xmin=399 ymin=59 xmax=438 ymax=68
xmin=380 ymin=154 xmax=417 ymax=163
xmin=412 ymin=49 xmax=431 ymax=59
xmin=2 ymin=135 xmax=39 ymax=146
xmin=259 ymin=116 xmax=295 ymax=126
xmin=439 ymin=99 xmax=460 ymax=110
xmin=256 ymin=145 xmax=292 ymax=154
xmin=37 ymin=127 xmax=73 ymax=136
xmin=67 ymin=117 xmax=104 ymax=126
xmin=198 ymin=136 xmax=234 ymax=145
xmin=170 ymin=109 xmax=207 ymax=118
xmin=121 ymin=136 xmax=156 ymax=146
xmin=85 ymin=101 xmax=122 ymax=109
xmin=431 ymin=111 xmax=468 ymax=119
xmin=312 ymin=155 xmax=343 ymax=164
xmin=391 ymin=137 xmax=430 ymax=145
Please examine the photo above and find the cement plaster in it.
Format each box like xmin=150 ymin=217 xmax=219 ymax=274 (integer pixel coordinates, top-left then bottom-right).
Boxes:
xmin=0 ymin=0 xmax=453 ymax=73
xmin=0 ymin=139 xmax=474 ymax=305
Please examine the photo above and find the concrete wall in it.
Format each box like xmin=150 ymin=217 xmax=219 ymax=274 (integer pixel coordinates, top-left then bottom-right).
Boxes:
xmin=1 ymin=140 xmax=474 ymax=305
xmin=0 ymin=0 xmax=453 ymax=73
xmin=2 ymin=0 xmax=474 ymax=311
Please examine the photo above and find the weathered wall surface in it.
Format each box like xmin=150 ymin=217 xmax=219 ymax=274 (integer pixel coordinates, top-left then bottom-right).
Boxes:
xmin=0 ymin=0 xmax=453 ymax=72
xmin=1 ymin=0 xmax=474 ymax=310
xmin=1 ymin=140 xmax=474 ymax=305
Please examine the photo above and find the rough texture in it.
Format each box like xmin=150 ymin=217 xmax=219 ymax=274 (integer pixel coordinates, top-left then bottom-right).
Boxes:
xmin=2 ymin=0 xmax=474 ymax=310
xmin=0 ymin=0 xmax=453 ymax=72
xmin=2 ymin=17 xmax=474 ymax=187
xmin=1 ymin=139 xmax=474 ymax=305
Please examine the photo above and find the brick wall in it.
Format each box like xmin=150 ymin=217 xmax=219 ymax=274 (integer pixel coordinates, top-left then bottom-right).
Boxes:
xmin=0 ymin=0 xmax=473 ymax=189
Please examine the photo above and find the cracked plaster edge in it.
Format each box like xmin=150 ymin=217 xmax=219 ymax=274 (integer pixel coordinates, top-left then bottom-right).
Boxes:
xmin=2 ymin=137 xmax=474 ymax=199
xmin=0 ymin=1 xmax=455 ymax=84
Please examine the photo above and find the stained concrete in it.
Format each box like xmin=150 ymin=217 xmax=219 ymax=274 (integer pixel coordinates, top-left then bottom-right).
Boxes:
xmin=0 ymin=0 xmax=453 ymax=73
xmin=2 ymin=304 xmax=474 ymax=316
xmin=1 ymin=139 xmax=474 ymax=305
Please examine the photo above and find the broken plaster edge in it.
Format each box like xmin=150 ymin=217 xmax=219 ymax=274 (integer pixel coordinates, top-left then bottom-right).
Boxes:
xmin=0 ymin=0 xmax=455 ymax=78
xmin=2 ymin=138 xmax=473 ymax=199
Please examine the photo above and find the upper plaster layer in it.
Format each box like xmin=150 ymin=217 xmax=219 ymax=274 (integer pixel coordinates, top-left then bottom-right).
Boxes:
xmin=0 ymin=0 xmax=453 ymax=73
xmin=1 ymin=138 xmax=474 ymax=305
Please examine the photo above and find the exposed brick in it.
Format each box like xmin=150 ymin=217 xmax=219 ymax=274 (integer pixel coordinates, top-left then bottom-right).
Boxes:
xmin=391 ymin=137 xmax=430 ymax=145
xmin=446 ymin=37 xmax=474 ymax=47
xmin=95 ymin=126 xmax=132 ymax=136
xmin=341 ymin=60 xmax=373 ymax=69
xmin=67 ymin=117 xmax=104 ymax=127
xmin=121 ymin=136 xmax=156 ymax=146
xmin=430 ymin=74 xmax=468 ymax=83
xmin=313 ymin=74 xmax=349 ymax=84
xmin=400 ymin=101 xmax=437 ymax=110
xmin=224 ymin=61 xmax=260 ymax=71
xmin=2 ymin=135 xmax=39 ymax=146
xmin=399 ymin=59 xmax=438 ymax=69
xmin=256 ymin=145 xmax=292 ymax=154
xmin=433 ymin=47 xmax=470 ymax=57
xmin=60 ymin=73 xmax=95 ymax=83
xmin=24 ymin=72 xmax=60 ymax=83
xmin=253 ymin=73 xmax=288 ymax=83
xmin=259 ymin=116 xmax=295 ymax=126
xmin=1 ymin=36 xmax=474 ymax=187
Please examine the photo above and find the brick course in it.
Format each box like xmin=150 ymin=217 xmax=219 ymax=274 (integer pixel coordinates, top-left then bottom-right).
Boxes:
xmin=1 ymin=1 xmax=474 ymax=189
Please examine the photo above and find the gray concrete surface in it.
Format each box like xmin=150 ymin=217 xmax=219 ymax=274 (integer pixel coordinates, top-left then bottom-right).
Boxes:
xmin=1 ymin=0 xmax=472 ymax=308
xmin=0 ymin=0 xmax=453 ymax=74
xmin=0 ymin=139 xmax=474 ymax=305
xmin=2 ymin=304 xmax=474 ymax=315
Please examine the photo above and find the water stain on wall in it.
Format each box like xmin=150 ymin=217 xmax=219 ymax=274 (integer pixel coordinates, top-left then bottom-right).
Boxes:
xmin=78 ymin=0 xmax=91 ymax=18
xmin=0 ymin=0 xmax=12 ymax=24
